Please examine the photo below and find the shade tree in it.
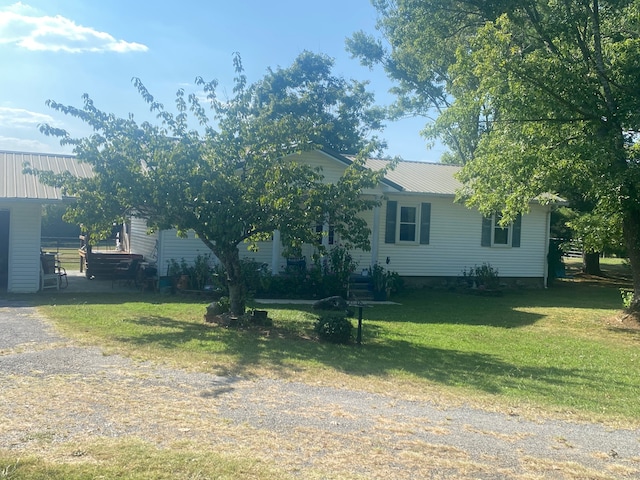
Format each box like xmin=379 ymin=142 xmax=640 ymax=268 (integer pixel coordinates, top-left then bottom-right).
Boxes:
xmin=34 ymin=51 xmax=390 ymax=315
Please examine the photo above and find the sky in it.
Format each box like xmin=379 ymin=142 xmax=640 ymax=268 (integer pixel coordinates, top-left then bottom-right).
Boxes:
xmin=0 ymin=0 xmax=446 ymax=161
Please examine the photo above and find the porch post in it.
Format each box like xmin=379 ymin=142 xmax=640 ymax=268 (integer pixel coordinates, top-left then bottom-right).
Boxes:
xmin=271 ymin=230 xmax=281 ymax=274
xmin=371 ymin=202 xmax=380 ymax=267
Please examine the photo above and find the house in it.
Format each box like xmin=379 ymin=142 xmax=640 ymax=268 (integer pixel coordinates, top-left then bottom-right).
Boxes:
xmin=0 ymin=150 xmax=92 ymax=293
xmin=128 ymin=149 xmax=555 ymax=287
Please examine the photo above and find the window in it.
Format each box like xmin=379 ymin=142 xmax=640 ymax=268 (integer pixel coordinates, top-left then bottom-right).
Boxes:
xmin=399 ymin=206 xmax=417 ymax=242
xmin=481 ymin=213 xmax=522 ymax=247
xmin=385 ymin=201 xmax=431 ymax=244
xmin=493 ymin=214 xmax=509 ymax=245
xmin=316 ymin=224 xmax=335 ymax=246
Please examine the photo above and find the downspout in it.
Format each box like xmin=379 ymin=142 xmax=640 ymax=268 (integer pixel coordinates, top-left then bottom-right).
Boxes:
xmin=544 ymin=207 xmax=551 ymax=288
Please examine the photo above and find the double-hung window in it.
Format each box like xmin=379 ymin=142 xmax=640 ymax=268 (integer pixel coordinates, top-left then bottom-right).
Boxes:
xmin=399 ymin=206 xmax=417 ymax=242
xmin=385 ymin=201 xmax=431 ymax=244
xmin=315 ymin=224 xmax=335 ymax=246
xmin=481 ymin=213 xmax=522 ymax=247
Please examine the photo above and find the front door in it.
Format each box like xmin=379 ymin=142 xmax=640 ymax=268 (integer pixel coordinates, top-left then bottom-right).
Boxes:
xmin=0 ymin=210 xmax=9 ymax=290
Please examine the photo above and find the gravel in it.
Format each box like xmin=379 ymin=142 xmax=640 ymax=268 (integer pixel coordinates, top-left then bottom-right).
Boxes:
xmin=1 ymin=301 xmax=638 ymax=479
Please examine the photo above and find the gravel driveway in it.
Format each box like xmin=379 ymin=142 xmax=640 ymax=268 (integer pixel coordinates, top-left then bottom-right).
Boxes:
xmin=1 ymin=300 xmax=638 ymax=479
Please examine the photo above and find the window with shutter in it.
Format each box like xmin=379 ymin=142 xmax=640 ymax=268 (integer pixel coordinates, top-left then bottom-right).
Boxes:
xmin=481 ymin=213 xmax=522 ymax=247
xmin=385 ymin=201 xmax=431 ymax=244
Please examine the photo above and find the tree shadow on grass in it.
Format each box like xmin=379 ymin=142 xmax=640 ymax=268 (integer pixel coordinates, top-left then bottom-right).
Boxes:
xmin=109 ymin=314 xmax=631 ymax=409
xmin=369 ymin=280 xmax=628 ymax=328
xmin=364 ymin=292 xmax=546 ymax=328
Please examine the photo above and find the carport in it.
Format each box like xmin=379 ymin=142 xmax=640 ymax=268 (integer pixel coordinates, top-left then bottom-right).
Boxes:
xmin=0 ymin=150 xmax=92 ymax=293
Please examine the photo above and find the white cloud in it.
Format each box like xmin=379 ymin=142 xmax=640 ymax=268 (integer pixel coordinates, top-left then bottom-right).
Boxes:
xmin=0 ymin=107 xmax=55 ymax=128
xmin=0 ymin=2 xmax=148 ymax=53
xmin=0 ymin=135 xmax=66 ymax=153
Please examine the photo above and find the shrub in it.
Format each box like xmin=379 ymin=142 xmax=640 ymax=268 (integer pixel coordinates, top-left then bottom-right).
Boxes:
xmin=239 ymin=259 xmax=271 ymax=295
xmin=368 ymin=264 xmax=404 ymax=300
xmin=621 ymin=289 xmax=634 ymax=309
xmin=326 ymin=245 xmax=358 ymax=296
xmin=461 ymin=263 xmax=500 ymax=290
xmin=314 ymin=313 xmax=353 ymax=344
xmin=214 ymin=296 xmax=230 ymax=314
xmin=166 ymin=254 xmax=215 ymax=290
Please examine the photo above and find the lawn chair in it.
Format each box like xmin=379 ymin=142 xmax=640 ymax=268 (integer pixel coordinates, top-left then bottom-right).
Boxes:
xmin=112 ymin=258 xmax=141 ymax=288
xmin=56 ymin=257 xmax=68 ymax=289
xmin=40 ymin=253 xmax=59 ymax=291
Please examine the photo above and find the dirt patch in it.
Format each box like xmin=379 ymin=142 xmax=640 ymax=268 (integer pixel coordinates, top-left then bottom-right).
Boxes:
xmin=605 ymin=312 xmax=640 ymax=331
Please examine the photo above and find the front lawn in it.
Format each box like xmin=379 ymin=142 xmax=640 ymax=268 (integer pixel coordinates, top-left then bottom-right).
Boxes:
xmin=34 ymin=265 xmax=639 ymax=423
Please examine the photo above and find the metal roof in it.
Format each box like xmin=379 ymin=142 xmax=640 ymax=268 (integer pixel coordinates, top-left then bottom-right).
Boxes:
xmin=1 ymin=149 xmax=462 ymax=201
xmin=0 ymin=150 xmax=93 ymax=201
xmin=364 ymin=158 xmax=462 ymax=195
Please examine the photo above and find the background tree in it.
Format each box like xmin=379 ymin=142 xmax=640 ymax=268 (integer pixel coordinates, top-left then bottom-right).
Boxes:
xmin=34 ymin=51 xmax=389 ymax=315
xmin=351 ymin=0 xmax=640 ymax=312
xmin=41 ymin=204 xmax=81 ymax=238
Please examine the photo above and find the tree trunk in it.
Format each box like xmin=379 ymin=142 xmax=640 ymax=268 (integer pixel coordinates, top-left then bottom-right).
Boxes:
xmin=218 ymin=247 xmax=246 ymax=317
xmin=623 ymin=210 xmax=640 ymax=313
xmin=582 ymin=252 xmax=602 ymax=276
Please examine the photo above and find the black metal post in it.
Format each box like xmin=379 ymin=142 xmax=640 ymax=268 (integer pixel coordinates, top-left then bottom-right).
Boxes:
xmin=356 ymin=305 xmax=363 ymax=345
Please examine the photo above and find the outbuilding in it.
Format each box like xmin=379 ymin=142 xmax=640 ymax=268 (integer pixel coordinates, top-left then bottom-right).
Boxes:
xmin=0 ymin=150 xmax=91 ymax=293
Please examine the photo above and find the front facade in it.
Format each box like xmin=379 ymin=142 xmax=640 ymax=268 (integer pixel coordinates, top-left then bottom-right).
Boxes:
xmin=0 ymin=151 xmax=91 ymax=293
xmin=129 ymin=150 xmax=554 ymax=287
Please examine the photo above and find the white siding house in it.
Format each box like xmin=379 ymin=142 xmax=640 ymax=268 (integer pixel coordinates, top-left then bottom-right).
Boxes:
xmin=129 ymin=149 xmax=555 ymax=287
xmin=0 ymin=151 xmax=92 ymax=293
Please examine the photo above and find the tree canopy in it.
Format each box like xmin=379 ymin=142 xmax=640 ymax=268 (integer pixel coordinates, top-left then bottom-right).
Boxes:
xmin=34 ymin=51 xmax=389 ymax=315
xmin=350 ymin=0 xmax=640 ymax=311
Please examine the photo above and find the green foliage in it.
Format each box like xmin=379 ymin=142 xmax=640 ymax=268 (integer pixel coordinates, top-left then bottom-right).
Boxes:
xmin=166 ymin=255 xmax=215 ymax=291
xmin=368 ymin=263 xmax=403 ymax=300
xmin=239 ymin=259 xmax=271 ymax=295
xmin=215 ymin=296 xmax=230 ymax=314
xmin=567 ymin=209 xmax=626 ymax=256
xmin=354 ymin=0 xmax=640 ymax=308
xmin=319 ymin=245 xmax=359 ymax=297
xmin=33 ymin=52 xmax=391 ymax=316
xmin=314 ymin=313 xmax=353 ymax=344
xmin=41 ymin=204 xmax=81 ymax=238
xmin=621 ymin=289 xmax=634 ymax=309
xmin=461 ymin=263 xmax=500 ymax=290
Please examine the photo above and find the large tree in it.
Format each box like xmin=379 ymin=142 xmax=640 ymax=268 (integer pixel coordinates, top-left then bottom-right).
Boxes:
xmin=34 ymin=52 xmax=389 ymax=315
xmin=351 ymin=0 xmax=640 ymax=312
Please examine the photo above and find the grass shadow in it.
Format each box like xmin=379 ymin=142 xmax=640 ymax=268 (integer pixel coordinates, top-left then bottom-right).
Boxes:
xmin=105 ymin=313 xmax=627 ymax=408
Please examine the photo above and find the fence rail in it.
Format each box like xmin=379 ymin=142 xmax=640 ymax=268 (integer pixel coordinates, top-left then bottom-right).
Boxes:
xmin=41 ymin=237 xmax=118 ymax=272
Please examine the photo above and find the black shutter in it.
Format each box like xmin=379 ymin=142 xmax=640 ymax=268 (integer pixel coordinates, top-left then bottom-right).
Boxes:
xmin=512 ymin=214 xmax=522 ymax=247
xmin=481 ymin=215 xmax=492 ymax=247
xmin=385 ymin=201 xmax=397 ymax=244
xmin=419 ymin=203 xmax=431 ymax=245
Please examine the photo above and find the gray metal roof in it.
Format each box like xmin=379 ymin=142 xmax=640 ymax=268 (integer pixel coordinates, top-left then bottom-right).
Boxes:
xmin=0 ymin=150 xmax=92 ymax=201
xmin=1 ymin=149 xmax=462 ymax=202
xmin=364 ymin=158 xmax=462 ymax=195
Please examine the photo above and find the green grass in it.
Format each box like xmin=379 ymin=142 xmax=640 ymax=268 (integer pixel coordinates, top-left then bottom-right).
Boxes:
xmin=0 ymin=439 xmax=286 ymax=480
xmin=31 ymin=266 xmax=640 ymax=423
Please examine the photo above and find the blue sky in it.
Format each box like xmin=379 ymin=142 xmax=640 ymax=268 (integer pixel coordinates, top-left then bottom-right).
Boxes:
xmin=0 ymin=0 xmax=445 ymax=161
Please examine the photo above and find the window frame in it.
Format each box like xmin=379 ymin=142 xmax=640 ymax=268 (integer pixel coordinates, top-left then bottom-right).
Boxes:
xmin=398 ymin=205 xmax=418 ymax=243
xmin=384 ymin=201 xmax=431 ymax=245
xmin=315 ymin=223 xmax=335 ymax=246
xmin=481 ymin=213 xmax=522 ymax=248
xmin=492 ymin=213 xmax=510 ymax=246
